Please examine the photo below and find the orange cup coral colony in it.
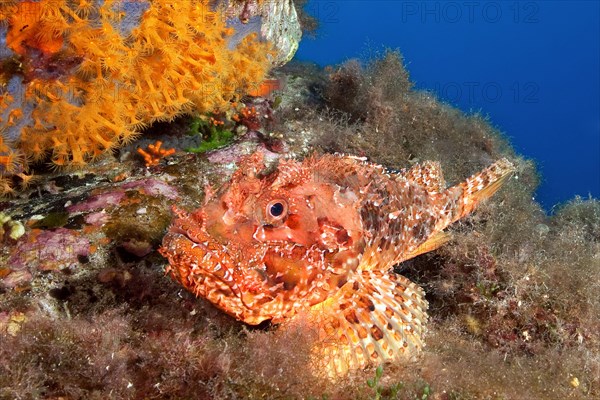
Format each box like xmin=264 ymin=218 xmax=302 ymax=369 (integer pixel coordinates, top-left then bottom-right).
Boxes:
xmin=0 ymin=0 xmax=300 ymax=194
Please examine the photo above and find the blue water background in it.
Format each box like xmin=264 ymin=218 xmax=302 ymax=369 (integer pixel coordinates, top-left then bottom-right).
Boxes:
xmin=295 ymin=0 xmax=600 ymax=210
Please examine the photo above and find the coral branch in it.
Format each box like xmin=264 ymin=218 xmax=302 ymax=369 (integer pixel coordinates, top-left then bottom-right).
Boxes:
xmin=137 ymin=140 xmax=175 ymax=167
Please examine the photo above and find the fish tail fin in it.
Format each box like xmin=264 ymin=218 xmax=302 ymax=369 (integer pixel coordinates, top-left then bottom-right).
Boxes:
xmin=452 ymin=158 xmax=515 ymax=221
xmin=307 ymin=270 xmax=428 ymax=377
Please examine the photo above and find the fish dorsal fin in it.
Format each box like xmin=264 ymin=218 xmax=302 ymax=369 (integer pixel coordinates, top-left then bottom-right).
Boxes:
xmin=401 ymin=230 xmax=452 ymax=261
xmin=307 ymin=270 xmax=428 ymax=376
xmin=401 ymin=161 xmax=445 ymax=193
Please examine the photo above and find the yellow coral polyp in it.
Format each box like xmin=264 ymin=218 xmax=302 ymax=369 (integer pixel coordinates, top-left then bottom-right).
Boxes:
xmin=0 ymin=0 xmax=273 ymax=191
xmin=0 ymin=146 xmax=21 ymax=174
xmin=7 ymin=1 xmax=65 ymax=55
xmin=74 ymin=0 xmax=96 ymax=18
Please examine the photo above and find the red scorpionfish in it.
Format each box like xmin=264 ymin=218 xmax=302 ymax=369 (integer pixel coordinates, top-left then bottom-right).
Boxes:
xmin=160 ymin=151 xmax=515 ymax=375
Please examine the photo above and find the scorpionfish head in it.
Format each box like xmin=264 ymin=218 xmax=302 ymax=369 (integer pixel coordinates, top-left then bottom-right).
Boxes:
xmin=160 ymin=152 xmax=366 ymax=324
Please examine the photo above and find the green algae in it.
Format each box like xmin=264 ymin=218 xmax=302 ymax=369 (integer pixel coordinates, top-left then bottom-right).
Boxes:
xmin=186 ymin=116 xmax=235 ymax=154
xmin=31 ymin=211 xmax=70 ymax=229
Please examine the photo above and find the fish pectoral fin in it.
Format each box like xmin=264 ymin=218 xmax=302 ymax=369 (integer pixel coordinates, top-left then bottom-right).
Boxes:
xmin=307 ymin=270 xmax=428 ymax=377
xmin=401 ymin=230 xmax=452 ymax=261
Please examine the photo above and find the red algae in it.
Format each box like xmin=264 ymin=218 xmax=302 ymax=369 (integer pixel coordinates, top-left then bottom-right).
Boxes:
xmin=8 ymin=228 xmax=90 ymax=272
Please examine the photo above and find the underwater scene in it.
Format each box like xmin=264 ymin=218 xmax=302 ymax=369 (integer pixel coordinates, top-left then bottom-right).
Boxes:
xmin=0 ymin=1 xmax=598 ymax=399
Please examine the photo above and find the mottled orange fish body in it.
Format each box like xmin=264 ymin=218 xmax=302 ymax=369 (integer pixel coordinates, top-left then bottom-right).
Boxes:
xmin=160 ymin=151 xmax=515 ymax=374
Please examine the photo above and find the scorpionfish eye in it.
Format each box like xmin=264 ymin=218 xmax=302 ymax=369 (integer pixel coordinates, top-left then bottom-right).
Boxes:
xmin=265 ymin=199 xmax=288 ymax=223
